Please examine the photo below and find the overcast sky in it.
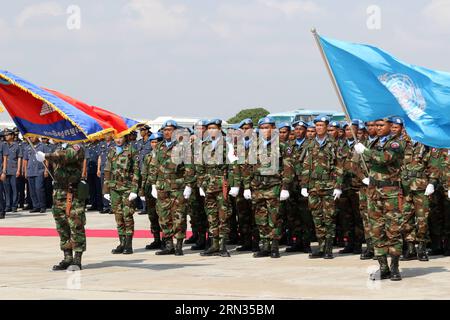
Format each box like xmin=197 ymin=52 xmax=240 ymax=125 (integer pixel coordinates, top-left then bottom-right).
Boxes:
xmin=0 ymin=0 xmax=449 ymax=123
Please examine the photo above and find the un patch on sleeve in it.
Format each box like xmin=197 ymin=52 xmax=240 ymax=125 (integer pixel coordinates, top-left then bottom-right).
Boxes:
xmin=286 ymin=146 xmax=292 ymax=155
xmin=391 ymin=142 xmax=400 ymax=150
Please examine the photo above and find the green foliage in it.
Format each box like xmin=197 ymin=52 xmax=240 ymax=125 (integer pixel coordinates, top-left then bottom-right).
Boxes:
xmin=227 ymin=107 xmax=270 ymax=125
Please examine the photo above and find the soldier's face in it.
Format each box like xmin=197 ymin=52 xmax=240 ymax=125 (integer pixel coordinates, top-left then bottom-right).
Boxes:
xmin=241 ymin=124 xmax=253 ymax=137
xmin=140 ymin=129 xmax=149 ymax=138
xmin=327 ymin=127 xmax=338 ymax=138
xmin=306 ymin=128 xmax=316 ymax=139
xmin=278 ymin=128 xmax=289 ymax=142
xmin=5 ymin=134 xmax=13 ymax=142
xmin=163 ymin=127 xmax=175 ymax=141
xmin=151 ymin=140 xmax=158 ymax=149
xmin=376 ymin=121 xmax=391 ymax=136
xmin=345 ymin=127 xmax=353 ymax=139
xmin=28 ymin=136 xmax=38 ymax=143
xmin=207 ymin=124 xmax=220 ymax=139
xmin=391 ymin=124 xmax=403 ymax=136
xmin=357 ymin=129 xmax=366 ymax=140
xmin=294 ymin=126 xmax=306 ymax=139
xmin=259 ymin=124 xmax=274 ymax=139
xmin=366 ymin=121 xmax=377 ymax=136
xmin=114 ymin=137 xmax=125 ymax=146
xmin=315 ymin=122 xmax=327 ymax=136
xmin=289 ymin=132 xmax=295 ymax=141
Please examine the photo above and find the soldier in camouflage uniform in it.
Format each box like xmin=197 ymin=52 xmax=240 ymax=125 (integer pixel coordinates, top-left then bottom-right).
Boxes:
xmin=285 ymin=120 xmax=313 ymax=253
xmin=36 ymin=143 xmax=86 ymax=270
xmin=149 ymin=120 xmax=195 ymax=256
xmin=354 ymin=118 xmax=404 ymax=281
xmin=337 ymin=121 xmax=364 ymax=255
xmin=242 ymin=116 xmax=294 ymax=258
xmin=305 ymin=122 xmax=316 ymax=140
xmin=300 ymin=115 xmax=343 ymax=259
xmin=277 ymin=122 xmax=292 ymax=245
xmin=140 ymin=132 xmax=163 ymax=250
xmin=103 ymin=135 xmax=140 ymax=255
xmin=400 ymin=135 xmax=437 ymax=261
xmin=197 ymin=119 xmax=237 ymax=257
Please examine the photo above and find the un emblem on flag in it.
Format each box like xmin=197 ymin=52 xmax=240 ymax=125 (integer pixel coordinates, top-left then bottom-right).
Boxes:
xmin=378 ymin=73 xmax=426 ymax=120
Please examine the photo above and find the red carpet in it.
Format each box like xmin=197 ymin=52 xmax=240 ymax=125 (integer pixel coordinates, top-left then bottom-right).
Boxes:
xmin=0 ymin=227 xmax=193 ymax=238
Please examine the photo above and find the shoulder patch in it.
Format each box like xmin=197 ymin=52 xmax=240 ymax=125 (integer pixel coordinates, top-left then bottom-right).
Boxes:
xmin=286 ymin=146 xmax=292 ymax=155
xmin=432 ymin=148 xmax=437 ymax=153
xmin=391 ymin=142 xmax=400 ymax=149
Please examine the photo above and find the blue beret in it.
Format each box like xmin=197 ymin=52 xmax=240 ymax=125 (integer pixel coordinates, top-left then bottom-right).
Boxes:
xmin=307 ymin=121 xmax=316 ymax=128
xmin=206 ymin=118 xmax=222 ymax=127
xmin=258 ymin=116 xmax=276 ymax=126
xmin=195 ymin=120 xmax=208 ymax=127
xmin=389 ymin=116 xmax=404 ymax=125
xmin=328 ymin=121 xmax=340 ymax=128
xmin=238 ymin=118 xmax=253 ymax=128
xmin=277 ymin=122 xmax=291 ymax=130
xmin=162 ymin=119 xmax=178 ymax=129
xmin=149 ymin=132 xmax=163 ymax=141
xmin=313 ymin=115 xmax=330 ymax=124
xmin=351 ymin=119 xmax=362 ymax=126
xmin=292 ymin=120 xmax=308 ymax=128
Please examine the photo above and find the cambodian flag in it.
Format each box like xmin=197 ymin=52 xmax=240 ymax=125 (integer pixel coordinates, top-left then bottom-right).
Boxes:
xmin=0 ymin=70 xmax=142 ymax=142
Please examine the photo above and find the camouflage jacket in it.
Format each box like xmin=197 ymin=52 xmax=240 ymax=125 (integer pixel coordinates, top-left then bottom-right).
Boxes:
xmin=363 ymin=135 xmax=404 ymax=187
xmin=429 ymin=147 xmax=449 ymax=189
xmin=140 ymin=150 xmax=155 ymax=197
xmin=241 ymin=139 xmax=294 ymax=191
xmin=300 ymin=135 xmax=344 ymax=192
xmin=339 ymin=139 xmax=363 ymax=190
xmin=354 ymin=137 xmax=378 ymax=182
xmin=290 ymin=138 xmax=308 ymax=192
xmin=45 ymin=144 xmax=85 ymax=189
xmin=149 ymin=140 xmax=195 ymax=191
xmin=401 ymin=141 xmax=437 ymax=191
xmin=445 ymin=149 xmax=450 ymax=191
xmin=103 ymin=143 xmax=140 ymax=194
xmin=231 ymin=138 xmax=257 ymax=190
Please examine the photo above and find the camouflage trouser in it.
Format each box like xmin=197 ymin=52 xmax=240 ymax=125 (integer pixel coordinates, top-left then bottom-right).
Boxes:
xmin=111 ymin=189 xmax=135 ymax=236
xmin=145 ymin=195 xmax=160 ymax=235
xmin=367 ymin=187 xmax=403 ymax=257
xmin=428 ymin=185 xmax=450 ymax=242
xmin=289 ymin=191 xmax=314 ymax=242
xmin=52 ymin=189 xmax=86 ymax=252
xmin=252 ymin=186 xmax=282 ymax=241
xmin=204 ymin=191 xmax=231 ymax=239
xmin=188 ymin=189 xmax=208 ymax=234
xmin=156 ymin=190 xmax=187 ymax=240
xmin=235 ymin=191 xmax=259 ymax=242
xmin=308 ymin=191 xmax=336 ymax=251
xmin=337 ymin=188 xmax=364 ymax=244
xmin=358 ymin=186 xmax=372 ymax=243
xmin=402 ymin=188 xmax=430 ymax=243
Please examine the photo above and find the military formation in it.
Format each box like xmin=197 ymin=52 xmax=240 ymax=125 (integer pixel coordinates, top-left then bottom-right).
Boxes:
xmin=1 ymin=114 xmax=449 ymax=280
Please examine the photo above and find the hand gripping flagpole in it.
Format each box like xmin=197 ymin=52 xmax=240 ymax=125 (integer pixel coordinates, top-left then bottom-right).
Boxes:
xmin=25 ymin=136 xmax=56 ymax=182
xmin=311 ymin=28 xmax=370 ymax=177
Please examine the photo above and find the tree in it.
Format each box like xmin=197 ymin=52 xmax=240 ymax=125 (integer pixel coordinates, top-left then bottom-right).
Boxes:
xmin=227 ymin=107 xmax=270 ymax=125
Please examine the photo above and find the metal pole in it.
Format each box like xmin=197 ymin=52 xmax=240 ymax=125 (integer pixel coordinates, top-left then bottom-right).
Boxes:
xmin=311 ymin=28 xmax=370 ymax=177
xmin=25 ymin=136 xmax=56 ymax=182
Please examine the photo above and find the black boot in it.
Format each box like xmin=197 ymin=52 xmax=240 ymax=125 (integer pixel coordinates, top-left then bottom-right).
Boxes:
xmin=69 ymin=251 xmax=82 ymax=270
xmin=285 ymin=237 xmax=303 ymax=253
xmin=309 ymin=241 xmax=325 ymax=259
xmin=279 ymin=233 xmax=288 ymax=246
xmin=236 ymin=236 xmax=252 ymax=252
xmin=338 ymin=240 xmax=354 ymax=254
xmin=302 ymin=240 xmax=312 ymax=253
xmin=324 ymin=238 xmax=334 ymax=259
xmin=370 ymin=256 xmax=391 ymax=280
xmin=390 ymin=256 xmax=402 ymax=281
xmin=175 ymin=239 xmax=184 ymax=256
xmin=417 ymin=241 xmax=429 ymax=261
xmin=200 ymin=238 xmax=220 ymax=256
xmin=253 ymin=240 xmax=270 ymax=258
xmin=252 ymin=239 xmax=260 ymax=252
xmin=0 ymin=212 xmax=5 ymax=219
xmin=401 ymin=242 xmax=417 ymax=261
xmin=156 ymin=238 xmax=175 ymax=255
xmin=353 ymin=242 xmax=362 ymax=254
xmin=191 ymin=233 xmax=206 ymax=250
xmin=270 ymin=240 xmax=280 ymax=258
xmin=219 ymin=238 xmax=230 ymax=257
xmin=145 ymin=232 xmax=162 ymax=250
xmin=360 ymin=239 xmax=375 ymax=260
xmin=123 ymin=235 xmax=133 ymax=254
xmin=52 ymin=249 xmax=73 ymax=271
xmin=185 ymin=232 xmax=198 ymax=244
xmin=111 ymin=236 xmax=125 ymax=254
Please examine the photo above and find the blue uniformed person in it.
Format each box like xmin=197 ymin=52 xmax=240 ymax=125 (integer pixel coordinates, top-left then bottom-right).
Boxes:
xmin=97 ymin=133 xmax=115 ymax=214
xmin=0 ymin=130 xmax=7 ymax=218
xmin=3 ymin=129 xmax=22 ymax=212
xmin=15 ymin=132 xmax=28 ymax=210
xmin=23 ymin=136 xmax=46 ymax=213
xmin=86 ymin=141 xmax=102 ymax=211
xmin=136 ymin=124 xmax=152 ymax=214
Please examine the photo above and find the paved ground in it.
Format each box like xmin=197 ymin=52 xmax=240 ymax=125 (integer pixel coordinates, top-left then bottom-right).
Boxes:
xmin=0 ymin=210 xmax=449 ymax=300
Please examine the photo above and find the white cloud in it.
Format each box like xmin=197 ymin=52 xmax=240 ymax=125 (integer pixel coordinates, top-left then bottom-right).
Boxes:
xmin=16 ymin=2 xmax=64 ymax=27
xmin=122 ymin=0 xmax=188 ymax=37
xmin=423 ymin=0 xmax=450 ymax=30
xmin=259 ymin=0 xmax=321 ymax=18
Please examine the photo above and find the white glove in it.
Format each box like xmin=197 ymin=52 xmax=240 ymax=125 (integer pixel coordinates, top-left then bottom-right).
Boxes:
xmin=354 ymin=142 xmax=366 ymax=154
xmin=140 ymin=196 xmax=146 ymax=202
xmin=362 ymin=177 xmax=370 ymax=186
xmin=448 ymin=190 xmax=450 ymax=199
xmin=333 ymin=189 xmax=342 ymax=200
xmin=301 ymin=188 xmax=309 ymax=197
xmin=128 ymin=192 xmax=137 ymax=201
xmin=151 ymin=185 xmax=158 ymax=199
xmin=228 ymin=186 xmax=240 ymax=197
xmin=36 ymin=151 xmax=46 ymax=162
xmin=424 ymin=184 xmax=435 ymax=196
xmin=227 ymin=145 xmax=239 ymax=163
xmin=104 ymin=194 xmax=110 ymax=201
xmin=199 ymin=187 xmax=206 ymax=197
xmin=183 ymin=186 xmax=192 ymax=199
xmin=280 ymin=189 xmax=290 ymax=201
xmin=243 ymin=189 xmax=252 ymax=200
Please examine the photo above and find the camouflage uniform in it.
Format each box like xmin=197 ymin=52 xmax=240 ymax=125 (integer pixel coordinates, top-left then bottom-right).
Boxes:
xmin=300 ymin=136 xmax=344 ymax=257
xmin=104 ymin=143 xmax=140 ymax=237
xmin=46 ymin=144 xmax=86 ymax=270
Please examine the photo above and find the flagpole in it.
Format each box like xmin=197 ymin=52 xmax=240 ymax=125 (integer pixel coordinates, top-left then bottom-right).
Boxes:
xmin=25 ymin=136 xmax=56 ymax=182
xmin=311 ymin=28 xmax=370 ymax=177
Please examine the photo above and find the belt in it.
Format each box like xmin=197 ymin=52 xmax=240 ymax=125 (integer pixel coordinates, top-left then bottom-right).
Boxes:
xmin=369 ymin=178 xmax=400 ymax=188
xmin=254 ymin=175 xmax=280 ymax=184
xmin=310 ymin=172 xmax=331 ymax=180
xmin=404 ymin=171 xmax=427 ymax=178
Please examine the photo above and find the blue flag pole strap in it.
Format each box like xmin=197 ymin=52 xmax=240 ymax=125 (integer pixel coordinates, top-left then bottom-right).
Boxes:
xmin=311 ymin=28 xmax=369 ymax=176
